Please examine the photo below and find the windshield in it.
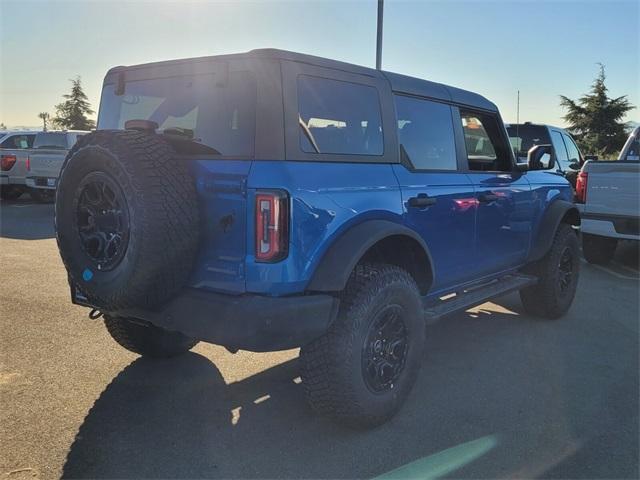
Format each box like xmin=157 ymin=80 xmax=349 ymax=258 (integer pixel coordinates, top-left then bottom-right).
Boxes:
xmin=98 ymin=71 xmax=256 ymax=156
xmin=507 ymin=124 xmax=552 ymax=164
xmin=33 ymin=132 xmax=68 ymax=149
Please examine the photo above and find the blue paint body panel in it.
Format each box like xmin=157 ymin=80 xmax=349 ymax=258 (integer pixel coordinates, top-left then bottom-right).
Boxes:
xmin=186 ymin=157 xmax=572 ymax=298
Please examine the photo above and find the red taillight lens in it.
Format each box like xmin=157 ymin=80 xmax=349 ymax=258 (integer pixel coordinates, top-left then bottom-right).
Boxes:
xmin=26 ymin=156 xmax=30 ymax=171
xmin=0 ymin=154 xmax=17 ymax=171
xmin=255 ymin=190 xmax=289 ymax=262
xmin=575 ymin=171 xmax=588 ymax=203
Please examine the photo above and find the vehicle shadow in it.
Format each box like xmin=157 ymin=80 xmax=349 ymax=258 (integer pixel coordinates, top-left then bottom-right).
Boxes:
xmin=0 ymin=198 xmax=55 ymax=240
xmin=62 ymin=293 xmax=638 ymax=479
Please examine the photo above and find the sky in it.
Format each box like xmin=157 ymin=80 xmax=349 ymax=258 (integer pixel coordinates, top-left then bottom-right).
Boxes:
xmin=1 ymin=0 xmax=638 ymax=129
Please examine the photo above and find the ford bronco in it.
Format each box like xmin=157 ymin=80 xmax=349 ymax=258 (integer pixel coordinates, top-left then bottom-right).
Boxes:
xmin=55 ymin=49 xmax=580 ymax=427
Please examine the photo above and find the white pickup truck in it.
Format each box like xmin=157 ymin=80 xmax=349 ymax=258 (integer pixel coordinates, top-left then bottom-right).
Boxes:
xmin=577 ymin=126 xmax=640 ymax=264
xmin=26 ymin=131 xmax=87 ymax=202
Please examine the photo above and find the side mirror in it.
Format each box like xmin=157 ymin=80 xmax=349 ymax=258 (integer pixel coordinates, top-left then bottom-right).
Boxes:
xmin=568 ymin=162 xmax=580 ymax=170
xmin=584 ymin=155 xmax=599 ymax=161
xmin=527 ymin=144 xmax=555 ymax=171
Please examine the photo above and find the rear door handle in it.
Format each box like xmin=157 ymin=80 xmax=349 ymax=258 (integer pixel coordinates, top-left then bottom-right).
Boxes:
xmin=478 ymin=193 xmax=500 ymax=203
xmin=408 ymin=193 xmax=437 ymax=208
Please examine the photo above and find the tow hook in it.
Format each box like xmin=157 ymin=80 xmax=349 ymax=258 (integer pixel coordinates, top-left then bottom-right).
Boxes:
xmin=88 ymin=308 xmax=104 ymax=320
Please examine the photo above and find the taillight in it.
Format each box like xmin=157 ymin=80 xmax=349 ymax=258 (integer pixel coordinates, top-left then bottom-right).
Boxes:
xmin=26 ymin=156 xmax=30 ymax=171
xmin=0 ymin=154 xmax=17 ymax=171
xmin=255 ymin=190 xmax=289 ymax=262
xmin=575 ymin=171 xmax=588 ymax=203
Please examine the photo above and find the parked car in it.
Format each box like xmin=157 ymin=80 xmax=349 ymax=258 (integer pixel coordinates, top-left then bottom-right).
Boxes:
xmin=54 ymin=49 xmax=580 ymax=428
xmin=0 ymin=130 xmax=38 ymax=200
xmin=506 ymin=122 xmax=584 ymax=187
xmin=26 ymin=131 xmax=88 ymax=202
xmin=576 ymin=126 xmax=640 ymax=264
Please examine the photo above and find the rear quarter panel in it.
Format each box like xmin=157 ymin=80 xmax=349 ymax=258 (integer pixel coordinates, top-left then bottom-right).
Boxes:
xmin=0 ymin=148 xmax=31 ymax=184
xmin=525 ymin=169 xmax=574 ymax=246
xmin=245 ymin=161 xmax=403 ymax=295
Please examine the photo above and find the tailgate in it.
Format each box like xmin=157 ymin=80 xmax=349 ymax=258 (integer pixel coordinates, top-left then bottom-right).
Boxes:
xmin=187 ymin=159 xmax=252 ymax=294
xmin=28 ymin=150 xmax=67 ymax=178
xmin=585 ymin=162 xmax=640 ymax=217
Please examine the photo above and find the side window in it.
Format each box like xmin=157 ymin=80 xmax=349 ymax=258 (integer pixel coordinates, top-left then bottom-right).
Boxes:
xmin=550 ymin=130 xmax=569 ymax=168
xmin=297 ymin=75 xmax=383 ymax=156
xmin=394 ymin=95 xmax=456 ymax=170
xmin=562 ymin=134 xmax=581 ymax=163
xmin=0 ymin=135 xmax=16 ymax=148
xmin=460 ymin=111 xmax=512 ymax=172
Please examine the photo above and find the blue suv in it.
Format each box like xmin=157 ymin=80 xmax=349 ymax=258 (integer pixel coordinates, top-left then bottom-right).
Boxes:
xmin=55 ymin=49 xmax=580 ymax=427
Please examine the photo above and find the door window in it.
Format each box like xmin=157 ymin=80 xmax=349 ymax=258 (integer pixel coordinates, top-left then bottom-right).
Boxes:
xmin=562 ymin=134 xmax=581 ymax=163
xmin=460 ymin=111 xmax=512 ymax=171
xmin=394 ymin=95 xmax=456 ymax=170
xmin=550 ymin=130 xmax=569 ymax=169
xmin=297 ymin=75 xmax=383 ymax=155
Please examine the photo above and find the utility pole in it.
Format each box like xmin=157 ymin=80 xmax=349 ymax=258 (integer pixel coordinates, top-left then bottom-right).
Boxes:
xmin=376 ymin=0 xmax=384 ymax=70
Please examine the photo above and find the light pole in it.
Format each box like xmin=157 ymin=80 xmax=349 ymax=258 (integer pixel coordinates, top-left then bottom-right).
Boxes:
xmin=376 ymin=0 xmax=384 ymax=70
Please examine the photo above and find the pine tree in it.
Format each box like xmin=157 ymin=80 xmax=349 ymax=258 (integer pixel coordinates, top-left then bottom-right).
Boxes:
xmin=53 ymin=77 xmax=96 ymax=130
xmin=560 ymin=64 xmax=634 ymax=158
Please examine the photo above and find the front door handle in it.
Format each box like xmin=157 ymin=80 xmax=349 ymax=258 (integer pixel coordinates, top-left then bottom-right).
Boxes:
xmin=408 ymin=193 xmax=437 ymax=208
xmin=478 ymin=193 xmax=500 ymax=203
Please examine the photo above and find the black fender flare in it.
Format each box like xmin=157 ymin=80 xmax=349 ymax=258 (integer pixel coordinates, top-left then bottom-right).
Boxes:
xmin=307 ymin=219 xmax=435 ymax=292
xmin=528 ymin=199 xmax=580 ymax=262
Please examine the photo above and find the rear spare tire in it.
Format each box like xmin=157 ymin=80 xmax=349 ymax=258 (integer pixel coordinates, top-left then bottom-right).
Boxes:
xmin=55 ymin=130 xmax=199 ymax=310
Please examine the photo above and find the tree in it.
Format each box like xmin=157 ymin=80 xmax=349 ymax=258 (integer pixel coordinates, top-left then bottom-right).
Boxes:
xmin=560 ymin=64 xmax=634 ymax=158
xmin=38 ymin=112 xmax=50 ymax=131
xmin=53 ymin=76 xmax=96 ymax=130
xmin=0 ymin=123 xmax=6 ymax=130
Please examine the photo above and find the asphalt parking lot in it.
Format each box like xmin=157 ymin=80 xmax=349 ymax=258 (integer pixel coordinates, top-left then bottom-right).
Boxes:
xmin=1 ymin=198 xmax=638 ymax=480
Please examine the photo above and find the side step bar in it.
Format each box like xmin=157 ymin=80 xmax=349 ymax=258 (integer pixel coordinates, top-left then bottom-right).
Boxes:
xmin=423 ymin=273 xmax=537 ymax=323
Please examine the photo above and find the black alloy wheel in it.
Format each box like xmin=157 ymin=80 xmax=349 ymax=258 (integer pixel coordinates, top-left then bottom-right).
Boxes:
xmin=74 ymin=172 xmax=130 ymax=272
xmin=362 ymin=304 xmax=409 ymax=393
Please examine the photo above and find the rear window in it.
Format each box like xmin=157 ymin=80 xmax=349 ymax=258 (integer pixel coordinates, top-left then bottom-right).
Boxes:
xmin=0 ymin=134 xmax=35 ymax=149
xmin=98 ymin=72 xmax=256 ymax=156
xmin=33 ymin=133 xmax=68 ymax=149
xmin=297 ymin=75 xmax=383 ymax=156
xmin=507 ymin=124 xmax=551 ymax=163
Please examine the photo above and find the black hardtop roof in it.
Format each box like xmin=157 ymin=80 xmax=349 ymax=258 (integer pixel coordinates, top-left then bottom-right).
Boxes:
xmin=107 ymin=48 xmax=497 ymax=112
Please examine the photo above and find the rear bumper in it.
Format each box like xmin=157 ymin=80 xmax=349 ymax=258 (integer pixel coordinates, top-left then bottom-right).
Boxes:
xmin=26 ymin=177 xmax=56 ymax=189
xmin=579 ymin=211 xmax=639 ymax=240
xmin=73 ymin=286 xmax=339 ymax=352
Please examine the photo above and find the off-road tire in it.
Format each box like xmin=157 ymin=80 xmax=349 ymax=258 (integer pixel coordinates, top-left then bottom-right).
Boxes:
xmin=582 ymin=233 xmax=617 ymax=265
xmin=55 ymin=130 xmax=199 ymax=310
xmin=300 ymin=263 xmax=425 ymax=428
xmin=29 ymin=188 xmax=55 ymax=203
xmin=104 ymin=315 xmax=198 ymax=358
xmin=520 ymin=224 xmax=580 ymax=319
xmin=0 ymin=185 xmax=25 ymax=200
